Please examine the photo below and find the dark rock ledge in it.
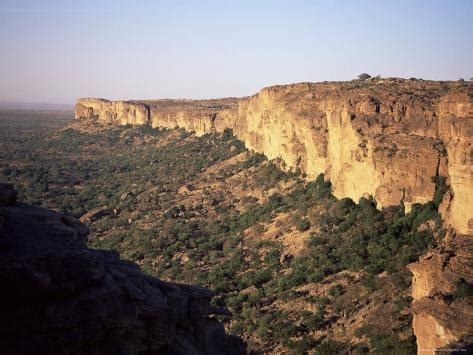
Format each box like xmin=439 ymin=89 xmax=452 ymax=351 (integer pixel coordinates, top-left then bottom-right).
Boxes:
xmin=0 ymin=183 xmax=246 ymax=355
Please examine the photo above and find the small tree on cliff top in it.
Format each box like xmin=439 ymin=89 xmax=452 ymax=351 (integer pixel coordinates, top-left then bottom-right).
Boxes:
xmin=358 ymin=73 xmax=371 ymax=80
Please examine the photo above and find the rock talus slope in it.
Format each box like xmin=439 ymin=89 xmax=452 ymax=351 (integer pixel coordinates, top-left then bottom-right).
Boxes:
xmin=76 ymin=79 xmax=473 ymax=353
xmin=0 ymin=183 xmax=246 ymax=355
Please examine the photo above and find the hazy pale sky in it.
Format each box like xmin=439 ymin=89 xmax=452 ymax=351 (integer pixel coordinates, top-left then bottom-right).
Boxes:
xmin=0 ymin=0 xmax=472 ymax=104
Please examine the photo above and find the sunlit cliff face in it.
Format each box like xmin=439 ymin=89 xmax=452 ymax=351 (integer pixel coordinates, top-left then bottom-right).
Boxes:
xmin=76 ymin=80 xmax=473 ymax=236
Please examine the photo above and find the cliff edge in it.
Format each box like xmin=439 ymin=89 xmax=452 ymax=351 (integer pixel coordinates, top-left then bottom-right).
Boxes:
xmin=76 ymin=79 xmax=473 ymax=235
xmin=0 ymin=183 xmax=246 ymax=354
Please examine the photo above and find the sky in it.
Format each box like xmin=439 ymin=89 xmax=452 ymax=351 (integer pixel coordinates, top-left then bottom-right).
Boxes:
xmin=0 ymin=0 xmax=472 ymax=104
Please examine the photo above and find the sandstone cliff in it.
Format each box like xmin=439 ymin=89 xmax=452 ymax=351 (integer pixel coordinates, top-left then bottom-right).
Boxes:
xmin=75 ymin=78 xmax=473 ymax=353
xmin=0 ymin=183 xmax=245 ymax=354
xmin=75 ymin=80 xmax=473 ymax=235
xmin=76 ymin=98 xmax=150 ymax=126
xmin=408 ymin=231 xmax=473 ymax=354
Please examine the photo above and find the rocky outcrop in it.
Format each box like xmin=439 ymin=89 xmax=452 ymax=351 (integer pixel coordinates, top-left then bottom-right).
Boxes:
xmin=147 ymin=98 xmax=239 ymax=135
xmin=216 ymin=83 xmax=452 ymax=215
xmin=408 ymin=232 xmax=473 ymax=354
xmin=79 ymin=206 xmax=112 ymax=223
xmin=0 ymin=183 xmax=245 ymax=354
xmin=438 ymin=93 xmax=473 ymax=235
xmin=76 ymin=98 xmax=150 ymax=126
xmin=75 ymin=79 xmax=473 ymax=353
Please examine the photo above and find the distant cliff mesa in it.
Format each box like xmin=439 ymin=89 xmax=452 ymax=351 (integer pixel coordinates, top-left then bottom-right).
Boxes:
xmin=76 ymin=79 xmax=473 ymax=237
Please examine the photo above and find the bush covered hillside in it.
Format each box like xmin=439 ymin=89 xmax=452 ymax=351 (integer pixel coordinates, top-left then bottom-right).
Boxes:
xmin=1 ymin=116 xmax=448 ymax=354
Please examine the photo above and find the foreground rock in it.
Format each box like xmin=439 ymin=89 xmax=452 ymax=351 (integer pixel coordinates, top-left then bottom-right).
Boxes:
xmin=0 ymin=183 xmax=246 ymax=354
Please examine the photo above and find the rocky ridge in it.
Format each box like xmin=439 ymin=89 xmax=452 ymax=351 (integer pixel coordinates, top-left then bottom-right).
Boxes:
xmin=75 ymin=79 xmax=473 ymax=353
xmin=76 ymin=79 xmax=473 ymax=235
xmin=407 ymin=232 xmax=473 ymax=353
xmin=0 ymin=183 xmax=245 ymax=354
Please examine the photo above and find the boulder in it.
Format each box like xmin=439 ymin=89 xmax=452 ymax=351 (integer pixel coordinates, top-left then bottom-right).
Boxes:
xmin=120 ymin=191 xmax=132 ymax=200
xmin=79 ymin=207 xmax=112 ymax=223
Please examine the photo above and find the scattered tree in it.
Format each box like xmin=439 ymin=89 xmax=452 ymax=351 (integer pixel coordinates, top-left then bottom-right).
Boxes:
xmin=452 ymin=278 xmax=473 ymax=299
xmin=358 ymin=73 xmax=372 ymax=80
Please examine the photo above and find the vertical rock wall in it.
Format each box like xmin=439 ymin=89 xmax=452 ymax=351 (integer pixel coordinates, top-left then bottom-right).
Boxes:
xmin=438 ymin=93 xmax=473 ymax=235
xmin=74 ymin=82 xmax=472 ymax=234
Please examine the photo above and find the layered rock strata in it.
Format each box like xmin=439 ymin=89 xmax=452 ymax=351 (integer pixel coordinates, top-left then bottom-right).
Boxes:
xmin=408 ymin=232 xmax=473 ymax=353
xmin=0 ymin=183 xmax=245 ymax=355
xmin=76 ymin=80 xmax=473 ymax=234
xmin=75 ymin=79 xmax=473 ymax=353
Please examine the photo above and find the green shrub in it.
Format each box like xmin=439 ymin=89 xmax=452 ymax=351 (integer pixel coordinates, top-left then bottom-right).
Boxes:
xmin=432 ymin=175 xmax=448 ymax=208
xmin=328 ymin=284 xmax=344 ymax=297
xmin=302 ymin=308 xmax=325 ymax=331
xmin=360 ymin=274 xmax=381 ymax=290
xmin=285 ymin=335 xmax=316 ymax=352
xmin=293 ymin=214 xmax=310 ymax=231
xmin=243 ymin=153 xmax=266 ymax=168
xmin=313 ymin=340 xmax=348 ymax=354
xmin=452 ymin=278 xmax=473 ymax=300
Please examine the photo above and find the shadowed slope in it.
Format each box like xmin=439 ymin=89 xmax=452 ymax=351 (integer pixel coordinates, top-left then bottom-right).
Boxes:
xmin=0 ymin=183 xmax=246 ymax=355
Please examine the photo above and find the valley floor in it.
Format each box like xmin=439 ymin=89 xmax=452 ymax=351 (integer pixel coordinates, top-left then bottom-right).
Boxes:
xmin=1 ymin=111 xmax=463 ymax=354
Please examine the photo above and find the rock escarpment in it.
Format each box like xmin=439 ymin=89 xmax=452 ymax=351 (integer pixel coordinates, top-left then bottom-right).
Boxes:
xmin=76 ymin=79 xmax=473 ymax=353
xmin=408 ymin=231 xmax=473 ymax=354
xmin=408 ymin=232 xmax=473 ymax=353
xmin=0 ymin=183 xmax=245 ymax=355
xmin=76 ymin=80 xmax=473 ymax=235
xmin=76 ymin=98 xmax=150 ymax=126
